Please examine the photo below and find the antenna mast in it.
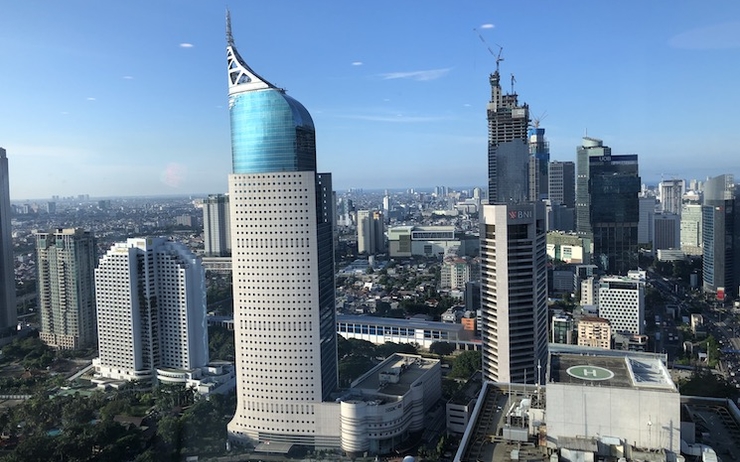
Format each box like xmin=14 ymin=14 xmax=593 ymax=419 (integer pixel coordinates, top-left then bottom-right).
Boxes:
xmin=510 ymin=73 xmax=516 ymax=94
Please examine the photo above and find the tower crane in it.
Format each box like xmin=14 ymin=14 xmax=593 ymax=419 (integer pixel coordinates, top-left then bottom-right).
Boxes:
xmin=473 ymin=28 xmax=503 ymax=73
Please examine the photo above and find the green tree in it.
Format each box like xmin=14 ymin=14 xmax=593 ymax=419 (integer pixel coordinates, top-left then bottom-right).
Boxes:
xmin=429 ymin=341 xmax=455 ymax=356
xmin=449 ymin=351 xmax=482 ymax=379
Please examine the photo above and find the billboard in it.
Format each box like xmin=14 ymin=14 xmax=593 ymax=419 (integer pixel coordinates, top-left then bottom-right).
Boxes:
xmin=717 ymin=287 xmax=725 ymax=302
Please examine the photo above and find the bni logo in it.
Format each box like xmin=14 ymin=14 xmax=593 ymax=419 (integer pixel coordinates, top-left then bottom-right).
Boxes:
xmin=508 ymin=210 xmax=533 ymax=220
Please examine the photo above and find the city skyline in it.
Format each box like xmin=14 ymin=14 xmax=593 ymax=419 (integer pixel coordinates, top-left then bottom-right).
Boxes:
xmin=2 ymin=1 xmax=740 ymax=199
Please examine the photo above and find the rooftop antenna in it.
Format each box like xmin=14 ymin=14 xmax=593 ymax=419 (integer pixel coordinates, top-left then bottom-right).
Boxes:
xmin=226 ymin=8 xmax=234 ymax=46
xmin=473 ymin=28 xmax=504 ymax=73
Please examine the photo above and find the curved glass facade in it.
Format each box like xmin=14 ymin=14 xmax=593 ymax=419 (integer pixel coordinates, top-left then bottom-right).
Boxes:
xmin=230 ymin=89 xmax=316 ymax=174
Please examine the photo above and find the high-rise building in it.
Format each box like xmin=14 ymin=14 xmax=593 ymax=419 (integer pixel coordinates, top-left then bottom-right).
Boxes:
xmin=356 ymin=210 xmax=385 ymax=254
xmin=576 ymin=138 xmax=640 ymax=275
xmin=680 ymin=202 xmax=703 ymax=256
xmin=480 ymin=202 xmax=548 ymax=384
xmin=638 ymin=196 xmax=657 ymax=245
xmin=653 ymin=213 xmax=680 ymax=250
xmin=597 ymin=274 xmax=645 ymax=336
xmin=224 ymin=15 xmax=339 ymax=446
xmin=203 ymin=193 xmax=231 ymax=257
xmin=486 ymin=68 xmax=530 ymax=204
xmin=702 ymin=174 xmax=740 ymax=296
xmin=440 ymin=257 xmax=471 ymax=290
xmin=0 ymin=148 xmax=15 ymax=334
xmin=93 ymin=237 xmax=209 ymax=382
xmin=35 ymin=228 xmax=97 ymax=349
xmin=659 ymin=179 xmax=685 ymax=215
xmin=548 ymin=161 xmax=575 ymax=208
xmin=528 ymin=127 xmax=550 ymax=201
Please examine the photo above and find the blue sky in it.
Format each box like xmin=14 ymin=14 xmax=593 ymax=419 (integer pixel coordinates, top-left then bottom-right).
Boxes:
xmin=1 ymin=1 xmax=739 ymax=199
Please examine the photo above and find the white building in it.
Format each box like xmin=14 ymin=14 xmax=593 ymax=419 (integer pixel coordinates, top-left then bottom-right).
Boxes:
xmin=357 ymin=209 xmax=386 ymax=254
xmin=659 ymin=178 xmax=685 ymax=215
xmin=546 ymin=348 xmax=680 ymax=458
xmin=339 ymin=354 xmax=441 ymax=455
xmin=597 ymin=274 xmax=646 ymax=335
xmin=480 ymin=203 xmax=548 ymax=384
xmin=93 ymin=237 xmax=209 ymax=383
xmin=387 ymin=225 xmax=468 ymax=258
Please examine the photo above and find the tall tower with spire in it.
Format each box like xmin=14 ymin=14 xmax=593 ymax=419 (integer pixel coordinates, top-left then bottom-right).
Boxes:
xmin=224 ymin=13 xmax=339 ymax=447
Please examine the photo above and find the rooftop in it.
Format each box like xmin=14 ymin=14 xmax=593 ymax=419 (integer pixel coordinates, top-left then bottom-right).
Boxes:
xmin=549 ymin=351 xmax=676 ymax=391
xmin=351 ymin=354 xmax=439 ymax=397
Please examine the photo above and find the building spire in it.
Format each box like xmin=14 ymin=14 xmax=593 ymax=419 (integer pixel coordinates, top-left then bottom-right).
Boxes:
xmin=226 ymin=8 xmax=234 ymax=47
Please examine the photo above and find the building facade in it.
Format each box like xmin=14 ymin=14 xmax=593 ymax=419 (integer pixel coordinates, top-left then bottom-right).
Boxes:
xmin=653 ymin=212 xmax=680 ymax=250
xmin=203 ymin=193 xmax=231 ymax=257
xmin=576 ymin=316 xmax=611 ymax=349
xmin=528 ymin=127 xmax=549 ymax=201
xmin=549 ymin=161 xmax=575 ymax=208
xmin=487 ymin=68 xmax=530 ymax=204
xmin=680 ymin=202 xmax=702 ymax=256
xmin=441 ymin=257 xmax=472 ymax=290
xmin=480 ymin=203 xmax=548 ymax=384
xmin=659 ymin=178 xmax=684 ymax=215
xmin=597 ymin=275 xmax=645 ymax=335
xmin=93 ymin=237 xmax=209 ymax=383
xmin=577 ymin=137 xmax=640 ymax=275
xmin=357 ymin=210 xmax=385 ymax=254
xmin=35 ymin=228 xmax=97 ymax=349
xmin=0 ymin=148 xmax=16 ymax=334
xmin=702 ymin=174 xmax=740 ymax=296
xmin=224 ymin=17 xmax=340 ymax=447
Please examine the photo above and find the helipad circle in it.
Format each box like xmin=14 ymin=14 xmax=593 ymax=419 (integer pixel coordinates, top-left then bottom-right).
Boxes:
xmin=566 ymin=365 xmax=614 ymax=381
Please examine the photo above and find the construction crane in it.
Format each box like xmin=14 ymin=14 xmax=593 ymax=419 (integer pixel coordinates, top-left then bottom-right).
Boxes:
xmin=473 ymin=28 xmax=503 ymax=73
xmin=532 ymin=111 xmax=548 ymax=128
xmin=510 ymin=74 xmax=516 ymax=94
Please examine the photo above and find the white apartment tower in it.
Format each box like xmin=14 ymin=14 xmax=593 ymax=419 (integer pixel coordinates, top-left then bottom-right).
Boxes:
xmin=357 ymin=210 xmax=386 ymax=254
xmin=35 ymin=228 xmax=97 ymax=349
xmin=480 ymin=203 xmax=548 ymax=384
xmin=93 ymin=237 xmax=208 ymax=382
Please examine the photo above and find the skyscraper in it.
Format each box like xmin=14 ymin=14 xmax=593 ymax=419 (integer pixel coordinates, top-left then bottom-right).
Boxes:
xmin=548 ymin=161 xmax=575 ymax=208
xmin=487 ymin=69 xmax=530 ymax=204
xmin=576 ymin=138 xmax=640 ymax=275
xmin=480 ymin=203 xmax=548 ymax=384
xmin=356 ymin=210 xmax=385 ymax=254
xmin=93 ymin=237 xmax=208 ymax=382
xmin=481 ymin=66 xmax=547 ymax=385
xmin=702 ymin=174 xmax=740 ymax=297
xmin=0 ymin=148 xmax=16 ymax=333
xmin=659 ymin=178 xmax=685 ymax=215
xmin=224 ymin=15 xmax=339 ymax=446
xmin=203 ymin=193 xmax=231 ymax=257
xmin=528 ymin=126 xmax=550 ymax=201
xmin=35 ymin=228 xmax=97 ymax=349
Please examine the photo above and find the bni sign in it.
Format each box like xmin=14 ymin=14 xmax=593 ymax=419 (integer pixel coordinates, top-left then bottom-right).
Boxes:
xmin=507 ymin=208 xmax=533 ymax=222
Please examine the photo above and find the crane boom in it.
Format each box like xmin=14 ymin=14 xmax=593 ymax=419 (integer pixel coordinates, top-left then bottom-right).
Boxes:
xmin=473 ymin=28 xmax=503 ymax=72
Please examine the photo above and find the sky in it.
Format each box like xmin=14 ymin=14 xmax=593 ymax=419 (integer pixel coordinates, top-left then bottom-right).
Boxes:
xmin=1 ymin=1 xmax=740 ymax=200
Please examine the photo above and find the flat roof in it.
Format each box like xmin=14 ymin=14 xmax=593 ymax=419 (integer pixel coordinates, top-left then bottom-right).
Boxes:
xmin=337 ymin=314 xmax=464 ymax=333
xmin=550 ymin=352 xmax=676 ymax=391
xmin=351 ymin=354 xmax=439 ymax=397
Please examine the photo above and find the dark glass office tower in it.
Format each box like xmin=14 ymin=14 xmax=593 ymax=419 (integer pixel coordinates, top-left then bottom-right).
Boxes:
xmin=702 ymin=174 xmax=740 ymax=297
xmin=225 ymin=14 xmax=338 ymax=446
xmin=0 ymin=148 xmax=16 ymax=333
xmin=576 ymin=138 xmax=640 ymax=275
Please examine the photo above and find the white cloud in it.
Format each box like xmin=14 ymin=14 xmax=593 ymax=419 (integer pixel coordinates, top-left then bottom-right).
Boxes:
xmin=86 ymin=97 xmax=96 ymax=101
xmin=480 ymin=23 xmax=495 ymax=29
xmin=379 ymin=68 xmax=451 ymax=81
xmin=122 ymin=75 xmax=134 ymax=80
xmin=351 ymin=61 xmax=363 ymax=66
xmin=179 ymin=43 xmax=194 ymax=48
xmin=669 ymin=21 xmax=740 ymax=50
